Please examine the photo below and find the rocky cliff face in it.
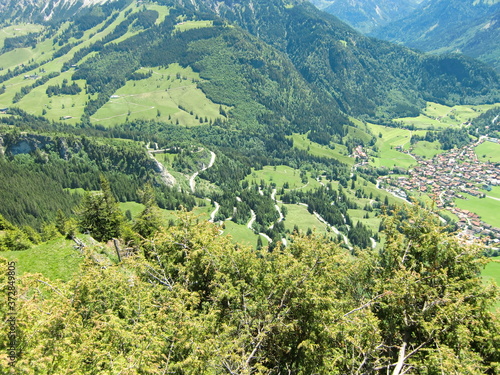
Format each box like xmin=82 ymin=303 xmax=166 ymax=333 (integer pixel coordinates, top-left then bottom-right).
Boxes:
xmin=3 ymin=134 xmax=54 ymax=155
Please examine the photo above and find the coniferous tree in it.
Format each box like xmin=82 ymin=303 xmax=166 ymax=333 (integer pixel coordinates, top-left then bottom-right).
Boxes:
xmin=133 ymin=184 xmax=163 ymax=239
xmin=374 ymin=206 xmax=500 ymax=373
xmin=76 ymin=176 xmax=124 ymax=242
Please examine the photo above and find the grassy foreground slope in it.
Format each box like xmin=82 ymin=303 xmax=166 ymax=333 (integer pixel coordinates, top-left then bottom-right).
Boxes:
xmin=0 ymin=237 xmax=82 ymax=281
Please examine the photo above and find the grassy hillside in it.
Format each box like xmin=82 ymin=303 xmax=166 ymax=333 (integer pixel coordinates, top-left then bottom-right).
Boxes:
xmin=395 ymin=102 xmax=500 ymax=129
xmin=475 ymin=141 xmax=500 ymax=163
xmin=92 ymin=65 xmax=227 ymax=127
xmin=454 ymin=194 xmax=500 ymax=228
xmin=0 ymin=237 xmax=82 ymax=281
xmin=367 ymin=124 xmax=420 ymax=169
xmin=289 ymin=133 xmax=353 ymax=166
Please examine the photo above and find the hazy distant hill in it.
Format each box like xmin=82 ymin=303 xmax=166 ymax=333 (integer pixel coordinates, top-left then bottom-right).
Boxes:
xmin=309 ymin=0 xmax=423 ymax=34
xmin=372 ymin=0 xmax=500 ymax=72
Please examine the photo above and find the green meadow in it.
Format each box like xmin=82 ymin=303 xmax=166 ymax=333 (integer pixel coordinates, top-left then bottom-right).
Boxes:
xmin=348 ymin=208 xmax=381 ymax=235
xmin=395 ymin=102 xmax=499 ymax=129
xmin=221 ymin=221 xmax=266 ymax=249
xmin=0 ymin=24 xmax=45 ymax=71
xmin=192 ymin=202 xmax=214 ymax=221
xmin=454 ymin=194 xmax=500 ymax=228
xmin=0 ymin=24 xmax=44 ymax=48
xmin=367 ymin=123 xmax=421 ymax=169
xmin=484 ymin=186 xmax=500 ymax=200
xmin=411 ymin=140 xmax=443 ymax=159
xmin=344 ymin=124 xmax=373 ymax=144
xmin=0 ymin=48 xmax=37 ymax=73
xmin=282 ymin=204 xmax=329 ymax=236
xmin=0 ymin=237 xmax=83 ymax=281
xmin=16 ymin=73 xmax=90 ymax=124
xmin=119 ymin=201 xmax=147 ymax=219
xmin=175 ymin=20 xmax=214 ymax=32
xmin=475 ymin=141 xmax=500 ymax=163
xmin=289 ymin=133 xmax=354 ymax=166
xmin=149 ymin=4 xmax=171 ymax=25
xmin=347 ymin=176 xmax=404 ymax=207
xmin=119 ymin=199 xmax=213 ymax=223
xmin=245 ymin=165 xmax=323 ymax=192
xmin=92 ymin=65 xmax=227 ymax=127
xmin=0 ymin=2 xmax=156 ymax=113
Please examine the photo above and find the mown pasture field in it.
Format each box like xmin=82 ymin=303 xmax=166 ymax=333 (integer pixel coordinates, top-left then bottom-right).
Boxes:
xmin=222 ymin=221 xmax=267 ymax=249
xmin=245 ymin=165 xmax=323 ymax=192
xmin=367 ymin=124 xmax=422 ymax=169
xmin=282 ymin=204 xmax=330 ymax=237
xmin=475 ymin=141 xmax=500 ymax=163
xmin=92 ymin=65 xmax=227 ymax=127
xmin=289 ymin=133 xmax=353 ymax=166
xmin=395 ymin=102 xmax=499 ymax=129
xmin=411 ymin=140 xmax=443 ymax=159
xmin=485 ymin=186 xmax=500 ymax=200
xmin=175 ymin=20 xmax=214 ymax=32
xmin=454 ymin=194 xmax=500 ymax=228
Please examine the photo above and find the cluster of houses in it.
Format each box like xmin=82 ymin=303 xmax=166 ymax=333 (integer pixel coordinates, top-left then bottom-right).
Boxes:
xmin=353 ymin=145 xmax=368 ymax=160
xmin=379 ymin=140 xmax=500 ymax=245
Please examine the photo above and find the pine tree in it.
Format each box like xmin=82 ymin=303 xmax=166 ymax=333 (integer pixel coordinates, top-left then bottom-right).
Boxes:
xmin=133 ymin=184 xmax=163 ymax=238
xmin=374 ymin=206 xmax=500 ymax=373
xmin=256 ymin=235 xmax=263 ymax=250
xmin=76 ymin=176 xmax=124 ymax=242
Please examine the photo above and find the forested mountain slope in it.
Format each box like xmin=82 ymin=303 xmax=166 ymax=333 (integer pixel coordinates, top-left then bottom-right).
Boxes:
xmin=175 ymin=0 xmax=500 ymax=121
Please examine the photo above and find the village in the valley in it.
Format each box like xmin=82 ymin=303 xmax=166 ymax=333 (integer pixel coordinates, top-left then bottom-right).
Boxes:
xmin=376 ymin=138 xmax=500 ymax=246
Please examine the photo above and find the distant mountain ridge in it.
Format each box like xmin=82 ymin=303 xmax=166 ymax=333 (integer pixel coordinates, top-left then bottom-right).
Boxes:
xmin=309 ymin=0 xmax=423 ymax=34
xmin=371 ymin=0 xmax=500 ymax=72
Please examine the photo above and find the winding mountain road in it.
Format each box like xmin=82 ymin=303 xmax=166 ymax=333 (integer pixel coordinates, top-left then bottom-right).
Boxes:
xmin=209 ymin=200 xmax=220 ymax=223
xmin=247 ymin=209 xmax=256 ymax=229
xmin=147 ymin=149 xmax=176 ymax=187
xmin=189 ymin=150 xmax=216 ymax=193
